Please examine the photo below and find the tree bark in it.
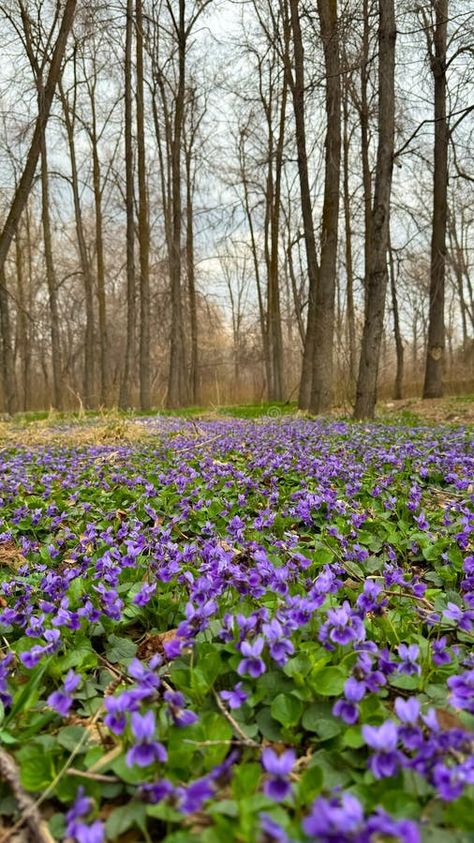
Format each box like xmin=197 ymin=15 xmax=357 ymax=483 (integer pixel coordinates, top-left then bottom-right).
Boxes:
xmin=309 ymin=0 xmax=341 ymax=414
xmin=14 ymin=228 xmax=30 ymax=411
xmin=389 ymin=237 xmax=404 ymax=400
xmin=59 ymin=73 xmax=96 ymax=409
xmin=267 ymin=58 xmax=287 ymax=402
xmin=360 ymin=0 xmax=372 ymax=307
xmin=119 ymin=0 xmax=136 ymax=410
xmin=286 ymin=0 xmax=320 ymax=410
xmin=342 ymin=83 xmax=356 ymax=385
xmin=185 ymin=142 xmax=198 ymax=405
xmin=88 ymin=71 xmax=108 ymax=406
xmin=40 ymin=132 xmax=63 ymax=410
xmin=0 ymin=0 xmax=77 ymax=275
xmin=167 ymin=0 xmax=187 ymax=408
xmin=0 ymin=270 xmax=15 ymax=414
xmin=423 ymin=0 xmax=448 ymax=398
xmin=136 ymin=0 xmax=151 ymax=410
xmin=354 ymin=0 xmax=396 ymax=419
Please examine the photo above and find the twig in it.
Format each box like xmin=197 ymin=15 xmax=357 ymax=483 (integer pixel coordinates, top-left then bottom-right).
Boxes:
xmin=65 ymin=767 xmax=119 ymax=783
xmin=0 ymin=706 xmax=104 ymax=843
xmin=0 ymin=748 xmax=54 ymax=843
xmin=213 ymin=690 xmax=259 ymax=748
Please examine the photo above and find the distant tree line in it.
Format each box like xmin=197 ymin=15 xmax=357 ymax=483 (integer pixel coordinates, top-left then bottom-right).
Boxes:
xmin=0 ymin=0 xmax=472 ymax=416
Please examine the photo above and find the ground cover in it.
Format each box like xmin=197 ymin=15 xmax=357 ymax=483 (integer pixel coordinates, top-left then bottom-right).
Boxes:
xmin=0 ymin=416 xmax=472 ymax=842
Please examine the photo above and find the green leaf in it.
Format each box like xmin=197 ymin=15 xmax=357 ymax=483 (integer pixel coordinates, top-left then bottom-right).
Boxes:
xmin=271 ymin=693 xmax=303 ymax=728
xmin=106 ymin=802 xmax=147 ymax=839
xmin=389 ymin=673 xmax=420 ymax=691
xmin=342 ymin=726 xmax=364 ymax=748
xmin=301 ymin=706 xmax=341 ymax=740
xmin=56 ymin=725 xmax=90 ymax=753
xmin=298 ymin=765 xmax=323 ymax=802
xmin=105 ymin=634 xmax=137 ymax=664
xmin=232 ymin=763 xmax=261 ymax=799
xmin=208 ymin=799 xmax=239 ymax=818
xmin=310 ymin=666 xmax=346 ymax=696
xmin=18 ymin=747 xmax=55 ymax=792
xmin=256 ymin=708 xmax=283 ymax=741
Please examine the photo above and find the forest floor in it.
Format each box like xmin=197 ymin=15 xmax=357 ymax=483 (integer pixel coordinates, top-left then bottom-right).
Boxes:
xmin=0 ymin=408 xmax=472 ymax=841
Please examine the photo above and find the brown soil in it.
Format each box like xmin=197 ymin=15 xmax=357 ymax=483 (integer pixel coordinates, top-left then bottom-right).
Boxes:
xmin=378 ymin=395 xmax=474 ymax=425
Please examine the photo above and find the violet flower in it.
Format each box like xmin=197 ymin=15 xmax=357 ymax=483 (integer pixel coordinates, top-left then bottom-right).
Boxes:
xmin=362 ymin=721 xmax=403 ymax=779
xmin=237 ymin=637 xmax=266 ymax=677
xmin=397 ymin=643 xmax=421 ymax=676
xmin=332 ymin=676 xmax=366 ymax=724
xmin=66 ymin=788 xmax=104 ymax=843
xmin=164 ymin=690 xmax=198 ymax=726
xmin=220 ymin=682 xmax=248 ymax=709
xmin=47 ymin=669 xmax=81 ymax=716
xmin=261 ymin=748 xmax=295 ymax=801
xmin=126 ymin=711 xmax=167 ymax=767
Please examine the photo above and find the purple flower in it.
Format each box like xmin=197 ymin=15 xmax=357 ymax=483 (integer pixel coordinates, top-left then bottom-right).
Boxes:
xmin=70 ymin=822 xmax=105 ymax=843
xmin=444 ymin=602 xmax=474 ymax=632
xmin=259 ymin=813 xmax=290 ymax=842
xmin=128 ymin=658 xmax=161 ymax=692
xmin=303 ymin=792 xmax=420 ymax=843
xmin=362 ymin=721 xmax=403 ymax=779
xmin=356 ymin=580 xmax=387 ymax=615
xmin=397 ymin=644 xmax=421 ymax=676
xmin=176 ymin=776 xmax=214 ymax=813
xmin=262 ymin=619 xmax=294 ymax=666
xmin=238 ymin=638 xmax=266 ymax=677
xmin=367 ymin=809 xmax=420 ymax=843
xmin=320 ymin=601 xmax=366 ymax=648
xmin=448 ymin=670 xmax=474 ymax=714
xmin=126 ymin=711 xmax=167 ymax=767
xmin=261 ymin=748 xmax=295 ymax=801
xmin=66 ymin=789 xmax=104 ymax=843
xmin=164 ymin=690 xmax=198 ymax=727
xmin=104 ymin=695 xmax=129 ymax=735
xmin=302 ymin=792 xmax=364 ymax=838
xmin=220 ymin=682 xmax=248 ymax=709
xmin=332 ymin=677 xmax=365 ymax=724
xmin=133 ymin=582 xmax=157 ymax=606
xmin=141 ymin=778 xmax=175 ymax=804
xmin=394 ymin=696 xmax=420 ymax=725
xmin=432 ymin=636 xmax=451 ymax=666
xmin=47 ymin=670 xmax=81 ymax=716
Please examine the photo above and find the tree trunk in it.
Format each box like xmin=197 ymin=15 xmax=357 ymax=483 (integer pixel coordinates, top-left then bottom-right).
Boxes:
xmin=60 ymin=76 xmax=96 ymax=409
xmin=360 ymin=0 xmax=372 ymax=307
xmin=15 ymin=227 xmax=31 ymax=411
xmin=0 ymin=0 xmax=77 ymax=275
xmin=40 ymin=131 xmax=63 ymax=410
xmin=287 ymin=0 xmax=320 ymax=410
xmin=119 ymin=0 xmax=136 ymax=410
xmin=267 ymin=63 xmax=287 ymax=402
xmin=0 ymin=270 xmax=15 ymax=414
xmin=185 ymin=146 xmax=198 ymax=405
xmin=309 ymin=0 xmax=341 ymax=414
xmin=167 ymin=0 xmax=187 ymax=408
xmin=354 ymin=0 xmax=396 ymax=419
xmin=423 ymin=0 xmax=448 ymax=398
xmin=389 ymin=237 xmax=404 ymax=400
xmin=90 ymin=80 xmax=108 ymax=406
xmin=240 ymin=140 xmax=271 ymax=392
xmin=342 ymin=84 xmax=356 ymax=385
xmin=136 ymin=0 xmax=151 ymax=410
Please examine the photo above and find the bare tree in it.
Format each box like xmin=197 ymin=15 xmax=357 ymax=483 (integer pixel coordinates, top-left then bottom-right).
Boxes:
xmin=354 ymin=0 xmax=396 ymax=418
xmin=422 ymin=0 xmax=448 ymax=398
xmin=309 ymin=0 xmax=341 ymax=414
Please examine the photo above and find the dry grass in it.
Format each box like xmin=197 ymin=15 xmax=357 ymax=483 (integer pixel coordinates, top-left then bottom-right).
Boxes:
xmin=0 ymin=410 xmax=153 ymax=449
